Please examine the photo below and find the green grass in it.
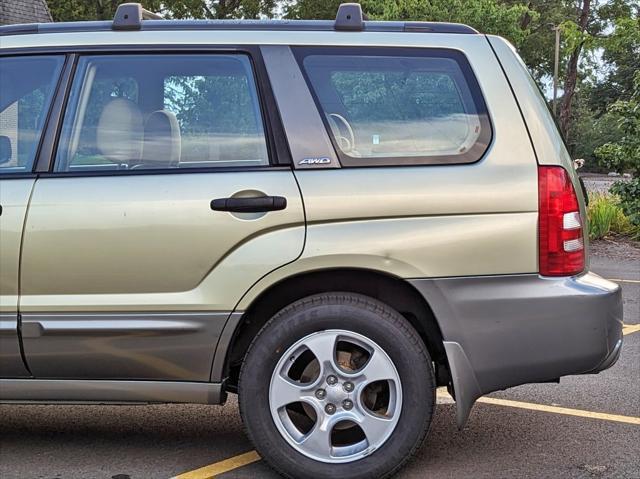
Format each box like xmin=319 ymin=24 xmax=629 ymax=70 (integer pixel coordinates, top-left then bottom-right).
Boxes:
xmin=587 ymin=194 xmax=636 ymax=240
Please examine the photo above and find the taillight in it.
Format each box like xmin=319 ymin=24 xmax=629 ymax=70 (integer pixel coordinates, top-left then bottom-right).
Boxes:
xmin=538 ymin=166 xmax=585 ymax=276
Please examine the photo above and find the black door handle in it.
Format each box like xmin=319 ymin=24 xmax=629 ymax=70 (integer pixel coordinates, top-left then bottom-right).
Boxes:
xmin=211 ymin=196 xmax=287 ymax=213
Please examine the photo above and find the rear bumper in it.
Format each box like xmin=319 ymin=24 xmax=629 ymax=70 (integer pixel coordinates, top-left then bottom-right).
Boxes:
xmin=409 ymin=272 xmax=623 ymax=426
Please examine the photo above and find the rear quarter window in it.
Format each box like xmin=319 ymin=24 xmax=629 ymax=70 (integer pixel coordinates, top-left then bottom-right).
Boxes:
xmin=294 ymin=47 xmax=492 ymax=167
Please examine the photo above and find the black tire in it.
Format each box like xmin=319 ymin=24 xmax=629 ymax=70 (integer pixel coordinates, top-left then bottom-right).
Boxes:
xmin=238 ymin=292 xmax=435 ymax=479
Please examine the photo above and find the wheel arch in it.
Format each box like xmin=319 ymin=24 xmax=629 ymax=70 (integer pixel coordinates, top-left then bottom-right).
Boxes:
xmin=215 ymin=267 xmax=451 ymax=392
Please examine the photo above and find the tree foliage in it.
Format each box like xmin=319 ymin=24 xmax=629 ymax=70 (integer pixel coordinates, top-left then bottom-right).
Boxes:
xmin=589 ymin=14 xmax=640 ymax=115
xmin=596 ymin=72 xmax=640 ymax=226
xmin=285 ymin=0 xmax=536 ymax=48
xmin=47 ymin=0 xmax=276 ymax=21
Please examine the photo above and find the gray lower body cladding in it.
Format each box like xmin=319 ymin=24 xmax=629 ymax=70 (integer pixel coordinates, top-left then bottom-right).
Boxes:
xmin=0 ymin=379 xmax=223 ymax=404
xmin=1 ymin=275 xmax=621 ymax=417
xmin=409 ymin=272 xmax=623 ymax=426
xmin=19 ymin=312 xmax=240 ymax=381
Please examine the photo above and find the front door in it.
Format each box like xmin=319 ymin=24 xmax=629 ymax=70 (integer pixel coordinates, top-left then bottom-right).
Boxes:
xmin=0 ymin=54 xmax=65 ymax=377
xmin=0 ymin=179 xmax=34 ymax=377
xmin=19 ymin=52 xmax=304 ymax=381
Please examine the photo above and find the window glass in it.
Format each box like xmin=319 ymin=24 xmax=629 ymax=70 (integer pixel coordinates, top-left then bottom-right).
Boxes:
xmin=55 ymin=54 xmax=269 ymax=172
xmin=163 ymin=73 xmax=267 ymax=167
xmin=0 ymin=56 xmax=64 ymax=173
xmin=298 ymin=49 xmax=491 ymax=165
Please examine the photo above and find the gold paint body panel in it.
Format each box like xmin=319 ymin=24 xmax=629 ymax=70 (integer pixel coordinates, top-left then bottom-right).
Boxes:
xmin=0 ymin=179 xmax=34 ymax=312
xmin=20 ymin=171 xmax=304 ymax=312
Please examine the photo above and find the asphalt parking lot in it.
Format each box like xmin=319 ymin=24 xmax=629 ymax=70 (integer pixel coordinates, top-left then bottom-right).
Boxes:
xmin=1 ymin=246 xmax=638 ymax=479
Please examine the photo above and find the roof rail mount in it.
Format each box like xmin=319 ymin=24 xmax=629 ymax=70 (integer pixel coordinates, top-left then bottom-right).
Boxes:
xmin=335 ymin=3 xmax=364 ymax=31
xmin=113 ymin=3 xmax=162 ymax=31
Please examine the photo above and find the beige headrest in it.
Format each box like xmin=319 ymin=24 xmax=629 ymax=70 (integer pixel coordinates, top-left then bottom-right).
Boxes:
xmin=96 ymin=98 xmax=143 ymax=164
xmin=142 ymin=110 xmax=181 ymax=167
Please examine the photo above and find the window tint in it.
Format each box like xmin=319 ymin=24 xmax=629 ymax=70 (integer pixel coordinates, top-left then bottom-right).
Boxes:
xmin=296 ymin=48 xmax=491 ymax=166
xmin=55 ymin=54 xmax=269 ymax=172
xmin=0 ymin=56 xmax=64 ymax=174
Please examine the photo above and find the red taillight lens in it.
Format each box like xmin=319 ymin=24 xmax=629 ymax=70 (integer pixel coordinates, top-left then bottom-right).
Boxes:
xmin=538 ymin=166 xmax=585 ymax=276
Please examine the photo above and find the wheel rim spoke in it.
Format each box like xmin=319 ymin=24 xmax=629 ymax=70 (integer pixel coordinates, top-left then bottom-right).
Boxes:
xmin=356 ymin=410 xmax=395 ymax=448
xmin=300 ymin=332 xmax=340 ymax=373
xmin=300 ymin=418 xmax=333 ymax=458
xmin=357 ymin=349 xmax=398 ymax=385
xmin=270 ymin=373 xmax=307 ymax=410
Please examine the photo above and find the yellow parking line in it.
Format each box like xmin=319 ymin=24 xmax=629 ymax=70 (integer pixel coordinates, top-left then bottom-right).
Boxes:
xmin=177 ymin=388 xmax=639 ymax=479
xmin=477 ymin=397 xmax=640 ymax=425
xmin=623 ymin=324 xmax=640 ymax=336
xmin=607 ymin=278 xmax=640 ymax=284
xmin=436 ymin=389 xmax=639 ymax=425
xmin=172 ymin=450 xmax=260 ymax=479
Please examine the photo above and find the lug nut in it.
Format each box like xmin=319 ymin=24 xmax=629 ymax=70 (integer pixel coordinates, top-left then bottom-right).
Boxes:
xmin=343 ymin=381 xmax=354 ymax=393
xmin=326 ymin=375 xmax=338 ymax=385
xmin=325 ymin=403 xmax=336 ymax=415
xmin=315 ymin=389 xmax=326 ymax=399
xmin=342 ymin=399 xmax=353 ymax=410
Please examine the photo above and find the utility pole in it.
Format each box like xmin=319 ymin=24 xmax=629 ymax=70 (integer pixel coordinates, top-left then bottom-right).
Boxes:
xmin=552 ymin=25 xmax=561 ymax=117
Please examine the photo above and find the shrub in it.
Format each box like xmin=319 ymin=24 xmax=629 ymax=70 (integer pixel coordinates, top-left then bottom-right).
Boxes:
xmin=595 ymin=71 xmax=639 ymax=234
xmin=587 ymin=194 xmax=635 ymax=240
xmin=610 ymin=177 xmax=640 ymax=228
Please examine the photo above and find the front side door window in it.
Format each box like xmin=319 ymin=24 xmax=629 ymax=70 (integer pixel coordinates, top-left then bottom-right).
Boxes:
xmin=0 ymin=55 xmax=64 ymax=174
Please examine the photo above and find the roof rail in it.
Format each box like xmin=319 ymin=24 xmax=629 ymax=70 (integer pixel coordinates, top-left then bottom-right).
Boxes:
xmin=0 ymin=4 xmax=479 ymax=37
xmin=335 ymin=3 xmax=364 ymax=31
xmin=113 ymin=3 xmax=162 ymax=31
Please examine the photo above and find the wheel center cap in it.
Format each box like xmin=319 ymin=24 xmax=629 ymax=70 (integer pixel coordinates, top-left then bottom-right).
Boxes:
xmin=325 ymin=383 xmax=349 ymax=404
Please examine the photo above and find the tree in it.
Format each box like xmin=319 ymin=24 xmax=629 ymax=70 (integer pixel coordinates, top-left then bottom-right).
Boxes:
xmin=285 ymin=0 xmax=536 ymax=48
xmin=595 ymin=72 xmax=640 ymax=227
xmin=501 ymin=0 xmax=569 ymax=82
xmin=588 ymin=12 xmax=640 ymax=115
xmin=47 ymin=0 xmax=276 ymax=22
xmin=557 ymin=0 xmax=591 ymax=138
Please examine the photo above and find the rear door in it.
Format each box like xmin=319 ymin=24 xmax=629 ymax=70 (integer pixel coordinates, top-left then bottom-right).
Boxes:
xmin=0 ymin=54 xmax=64 ymax=377
xmin=19 ymin=50 xmax=304 ymax=381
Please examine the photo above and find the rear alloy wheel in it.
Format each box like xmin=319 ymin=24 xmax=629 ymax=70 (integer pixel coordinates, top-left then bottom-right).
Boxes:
xmin=270 ymin=329 xmax=402 ymax=463
xmin=239 ymin=293 xmax=435 ymax=479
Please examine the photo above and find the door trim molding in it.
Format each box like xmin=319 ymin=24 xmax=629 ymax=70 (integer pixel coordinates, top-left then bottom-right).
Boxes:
xmin=0 ymin=379 xmax=224 ymax=404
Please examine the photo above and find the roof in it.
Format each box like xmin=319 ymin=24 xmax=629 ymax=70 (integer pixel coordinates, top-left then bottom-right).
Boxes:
xmin=0 ymin=0 xmax=52 ymax=26
xmin=0 ymin=28 xmax=486 ymax=54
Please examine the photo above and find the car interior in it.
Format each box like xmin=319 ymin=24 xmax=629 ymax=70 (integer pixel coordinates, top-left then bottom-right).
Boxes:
xmin=302 ymin=53 xmax=483 ymax=160
xmin=56 ymin=54 xmax=270 ymax=172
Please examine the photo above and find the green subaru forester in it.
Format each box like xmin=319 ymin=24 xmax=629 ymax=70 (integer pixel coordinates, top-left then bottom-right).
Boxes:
xmin=0 ymin=3 xmax=622 ymax=478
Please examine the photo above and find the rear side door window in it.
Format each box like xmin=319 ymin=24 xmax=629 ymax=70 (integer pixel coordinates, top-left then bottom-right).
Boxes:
xmin=55 ymin=54 xmax=269 ymax=172
xmin=0 ymin=55 xmax=64 ymax=174
xmin=294 ymin=47 xmax=491 ymax=166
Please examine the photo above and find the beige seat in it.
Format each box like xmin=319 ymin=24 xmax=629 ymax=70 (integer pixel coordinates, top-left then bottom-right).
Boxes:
xmin=96 ymin=98 xmax=144 ymax=166
xmin=140 ymin=110 xmax=181 ymax=168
